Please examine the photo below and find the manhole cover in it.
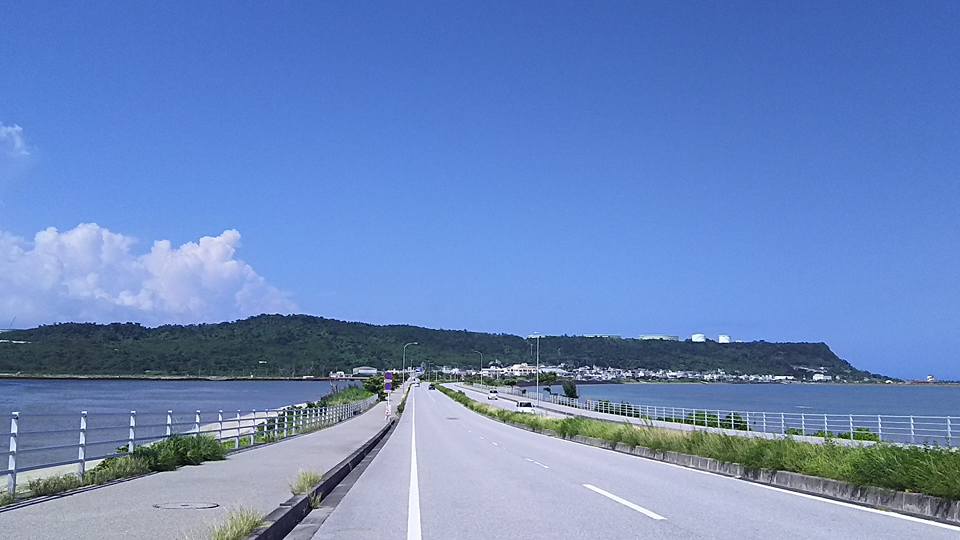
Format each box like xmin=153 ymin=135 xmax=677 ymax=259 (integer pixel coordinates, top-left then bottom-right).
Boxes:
xmin=153 ymin=502 xmax=220 ymax=510
xmin=446 ymin=417 xmax=459 ymax=420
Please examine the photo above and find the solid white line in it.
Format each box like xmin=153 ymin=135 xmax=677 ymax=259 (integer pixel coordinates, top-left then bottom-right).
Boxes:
xmin=582 ymin=484 xmax=667 ymax=521
xmin=407 ymin=392 xmax=422 ymax=540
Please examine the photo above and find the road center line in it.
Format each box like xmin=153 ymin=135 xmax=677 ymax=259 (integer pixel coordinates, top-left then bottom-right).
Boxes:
xmin=407 ymin=391 xmax=422 ymax=540
xmin=583 ymin=484 xmax=666 ymax=521
xmin=491 ymin=441 xmax=499 ymax=447
xmin=525 ymin=458 xmax=550 ymax=469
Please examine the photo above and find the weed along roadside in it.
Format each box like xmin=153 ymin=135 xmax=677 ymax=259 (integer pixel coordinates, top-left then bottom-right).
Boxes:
xmin=436 ymin=385 xmax=960 ymax=522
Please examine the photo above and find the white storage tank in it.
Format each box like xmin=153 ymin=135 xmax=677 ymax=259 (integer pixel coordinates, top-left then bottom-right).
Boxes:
xmin=691 ymin=333 xmax=706 ymax=342
xmin=718 ymin=335 xmax=731 ymax=344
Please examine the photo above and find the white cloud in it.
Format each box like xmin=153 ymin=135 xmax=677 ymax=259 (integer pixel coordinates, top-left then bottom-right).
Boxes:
xmin=0 ymin=224 xmax=297 ymax=327
xmin=0 ymin=123 xmax=29 ymax=157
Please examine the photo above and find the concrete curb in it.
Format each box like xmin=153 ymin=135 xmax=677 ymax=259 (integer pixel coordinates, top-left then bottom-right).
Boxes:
xmin=245 ymin=417 xmax=397 ymax=540
xmin=496 ymin=419 xmax=960 ymax=526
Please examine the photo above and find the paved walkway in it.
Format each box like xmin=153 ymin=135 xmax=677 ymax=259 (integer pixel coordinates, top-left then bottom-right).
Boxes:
xmin=0 ymin=400 xmax=391 ymax=540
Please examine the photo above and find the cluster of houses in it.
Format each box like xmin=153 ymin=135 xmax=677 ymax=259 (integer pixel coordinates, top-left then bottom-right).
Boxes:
xmin=332 ymin=362 xmax=838 ymax=383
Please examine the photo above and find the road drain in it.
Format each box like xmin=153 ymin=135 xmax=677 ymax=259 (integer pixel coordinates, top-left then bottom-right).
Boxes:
xmin=153 ymin=502 xmax=220 ymax=510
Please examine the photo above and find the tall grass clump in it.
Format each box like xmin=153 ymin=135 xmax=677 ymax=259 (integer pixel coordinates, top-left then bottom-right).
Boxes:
xmin=321 ymin=387 xmax=374 ymax=407
xmin=209 ymin=508 xmax=264 ymax=540
xmin=289 ymin=470 xmax=324 ymax=496
xmin=436 ymin=384 xmax=960 ymax=501
xmin=0 ymin=491 xmax=14 ymax=507
xmin=84 ymin=456 xmax=153 ymax=485
xmin=132 ymin=435 xmax=226 ymax=471
xmin=27 ymin=474 xmax=83 ymax=496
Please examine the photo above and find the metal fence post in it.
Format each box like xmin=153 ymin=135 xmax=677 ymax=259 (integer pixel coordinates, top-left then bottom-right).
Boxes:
xmin=910 ymin=416 xmax=915 ymax=444
xmin=801 ymin=413 xmax=806 ymax=436
xmin=166 ymin=411 xmax=173 ymax=438
xmin=78 ymin=411 xmax=88 ymax=478
xmin=781 ymin=412 xmax=785 ymax=435
xmin=283 ymin=409 xmax=289 ymax=439
xmin=218 ymin=410 xmax=224 ymax=441
xmin=877 ymin=415 xmax=883 ymax=442
xmin=7 ymin=412 xmax=18 ymax=496
xmin=194 ymin=410 xmax=201 ymax=438
xmin=128 ymin=411 xmax=137 ymax=453
xmin=235 ymin=410 xmax=241 ymax=449
xmin=249 ymin=409 xmax=256 ymax=446
xmin=849 ymin=415 xmax=854 ymax=438
xmin=823 ymin=414 xmax=828 ymax=436
xmin=762 ymin=412 xmax=767 ymax=434
xmin=948 ymin=417 xmax=953 ymax=447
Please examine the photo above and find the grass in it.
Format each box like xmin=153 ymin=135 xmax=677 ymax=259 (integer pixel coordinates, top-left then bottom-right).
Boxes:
xmin=437 ymin=385 xmax=960 ymax=501
xmin=27 ymin=474 xmax=83 ymax=496
xmin=320 ymin=387 xmax=375 ymax=407
xmin=209 ymin=508 xmax=264 ymax=540
xmin=289 ymin=470 xmax=324 ymax=496
xmin=396 ymin=385 xmax=412 ymax=416
xmin=0 ymin=491 xmax=14 ymax=507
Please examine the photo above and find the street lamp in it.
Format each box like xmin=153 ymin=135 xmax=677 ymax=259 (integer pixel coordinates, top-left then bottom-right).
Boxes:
xmin=473 ymin=350 xmax=483 ymax=386
xmin=527 ymin=334 xmax=542 ymax=410
xmin=402 ymin=342 xmax=418 ymax=384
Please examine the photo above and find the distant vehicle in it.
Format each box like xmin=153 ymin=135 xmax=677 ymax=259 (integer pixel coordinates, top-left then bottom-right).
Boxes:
xmin=415 ymin=381 xmax=421 ymax=387
xmin=487 ymin=389 xmax=498 ymax=400
xmin=516 ymin=400 xmax=535 ymax=413
xmin=428 ymin=383 xmax=435 ymax=390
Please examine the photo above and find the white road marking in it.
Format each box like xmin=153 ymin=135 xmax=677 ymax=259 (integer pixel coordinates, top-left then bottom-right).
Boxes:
xmin=491 ymin=441 xmax=499 ymax=447
xmin=407 ymin=392 xmax=422 ymax=540
xmin=525 ymin=458 xmax=550 ymax=469
xmin=624 ymin=453 xmax=960 ymax=532
xmin=479 ymin=435 xmax=486 ymax=440
xmin=583 ymin=484 xmax=667 ymax=521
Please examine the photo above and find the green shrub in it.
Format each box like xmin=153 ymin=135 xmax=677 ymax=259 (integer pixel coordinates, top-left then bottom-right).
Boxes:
xmin=130 ymin=435 xmax=225 ymax=472
xmin=84 ymin=456 xmax=152 ymax=485
xmin=0 ymin=491 xmax=15 ymax=506
xmin=27 ymin=474 xmax=83 ymax=497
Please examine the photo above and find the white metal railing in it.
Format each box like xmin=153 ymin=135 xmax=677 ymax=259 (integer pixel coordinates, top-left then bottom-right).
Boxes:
xmin=0 ymin=395 xmax=377 ymax=496
xmin=475 ymin=384 xmax=957 ymax=447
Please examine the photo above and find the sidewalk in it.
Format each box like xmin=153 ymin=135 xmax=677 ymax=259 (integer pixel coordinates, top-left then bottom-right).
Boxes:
xmin=0 ymin=400 xmax=391 ymax=540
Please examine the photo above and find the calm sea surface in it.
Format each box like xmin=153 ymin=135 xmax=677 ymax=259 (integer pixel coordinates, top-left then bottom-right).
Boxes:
xmin=567 ymin=383 xmax=960 ymax=416
xmin=0 ymin=379 xmax=358 ymax=469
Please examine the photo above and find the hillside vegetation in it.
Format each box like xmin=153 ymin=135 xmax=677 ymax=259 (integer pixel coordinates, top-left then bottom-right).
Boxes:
xmin=0 ymin=314 xmax=871 ymax=378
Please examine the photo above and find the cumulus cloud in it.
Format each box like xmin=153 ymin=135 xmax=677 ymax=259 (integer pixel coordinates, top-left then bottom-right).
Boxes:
xmin=0 ymin=123 xmax=30 ymax=157
xmin=0 ymin=224 xmax=297 ymax=327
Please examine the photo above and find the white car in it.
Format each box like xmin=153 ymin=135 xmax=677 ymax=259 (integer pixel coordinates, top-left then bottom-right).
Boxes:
xmin=516 ymin=400 xmax=535 ymax=413
xmin=487 ymin=389 xmax=498 ymax=400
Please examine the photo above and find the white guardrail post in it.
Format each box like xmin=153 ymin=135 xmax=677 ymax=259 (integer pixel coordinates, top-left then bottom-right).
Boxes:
xmin=234 ymin=410 xmax=241 ymax=449
xmin=218 ymin=410 xmax=224 ymax=440
xmin=194 ymin=410 xmax=201 ymax=437
xmin=166 ymin=410 xmax=173 ymax=438
xmin=128 ymin=411 xmax=137 ymax=453
xmin=6 ymin=412 xmax=18 ymax=496
xmin=249 ymin=410 xmax=257 ymax=446
xmin=78 ymin=411 xmax=88 ymax=478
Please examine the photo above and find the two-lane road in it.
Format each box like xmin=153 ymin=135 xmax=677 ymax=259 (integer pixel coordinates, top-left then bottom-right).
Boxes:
xmin=314 ymin=385 xmax=960 ymax=539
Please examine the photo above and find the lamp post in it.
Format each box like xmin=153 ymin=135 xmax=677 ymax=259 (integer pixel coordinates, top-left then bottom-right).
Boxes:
xmin=402 ymin=342 xmax=418 ymax=384
xmin=527 ymin=334 xmax=542 ymax=410
xmin=473 ymin=350 xmax=483 ymax=386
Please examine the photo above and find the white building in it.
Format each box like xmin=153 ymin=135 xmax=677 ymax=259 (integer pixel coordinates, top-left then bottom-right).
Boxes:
xmin=718 ymin=335 xmax=731 ymax=344
xmin=351 ymin=366 xmax=378 ymax=377
xmin=639 ymin=334 xmax=679 ymax=341
xmin=504 ymin=363 xmax=538 ymax=377
xmin=812 ymin=373 xmax=833 ymax=382
xmin=691 ymin=333 xmax=706 ymax=343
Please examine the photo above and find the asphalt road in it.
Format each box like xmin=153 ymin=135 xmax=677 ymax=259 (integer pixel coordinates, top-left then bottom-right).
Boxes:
xmin=314 ymin=385 xmax=960 ymax=540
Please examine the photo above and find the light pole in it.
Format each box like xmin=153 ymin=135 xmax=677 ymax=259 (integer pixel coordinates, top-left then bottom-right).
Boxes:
xmin=527 ymin=334 xmax=542 ymax=410
xmin=473 ymin=350 xmax=483 ymax=386
xmin=402 ymin=342 xmax=418 ymax=384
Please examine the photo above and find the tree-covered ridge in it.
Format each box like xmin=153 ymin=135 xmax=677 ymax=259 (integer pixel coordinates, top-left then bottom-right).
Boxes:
xmin=0 ymin=314 xmax=872 ymax=378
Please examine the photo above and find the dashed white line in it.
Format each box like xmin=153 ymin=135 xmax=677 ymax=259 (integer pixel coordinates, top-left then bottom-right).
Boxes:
xmin=583 ymin=484 xmax=666 ymax=521
xmin=491 ymin=441 xmax=499 ymax=447
xmin=525 ymin=458 xmax=550 ymax=469
xmin=407 ymin=392 xmax=422 ymax=540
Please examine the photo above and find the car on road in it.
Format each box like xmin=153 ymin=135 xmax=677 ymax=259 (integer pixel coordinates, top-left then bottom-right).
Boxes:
xmin=487 ymin=389 xmax=498 ymax=400
xmin=428 ymin=383 xmax=435 ymax=390
xmin=516 ymin=400 xmax=535 ymax=413
xmin=415 ymin=381 xmax=421 ymax=387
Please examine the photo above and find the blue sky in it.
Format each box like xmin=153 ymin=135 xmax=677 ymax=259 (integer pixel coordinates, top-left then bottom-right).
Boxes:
xmin=1 ymin=3 xmax=958 ymax=379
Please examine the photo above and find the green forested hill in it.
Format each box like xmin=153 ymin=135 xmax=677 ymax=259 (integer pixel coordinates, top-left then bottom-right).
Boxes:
xmin=0 ymin=314 xmax=872 ymax=378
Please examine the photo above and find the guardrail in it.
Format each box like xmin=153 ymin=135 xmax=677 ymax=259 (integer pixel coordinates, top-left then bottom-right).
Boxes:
xmin=0 ymin=395 xmax=378 ymax=496
xmin=475 ymin=384 xmax=957 ymax=447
